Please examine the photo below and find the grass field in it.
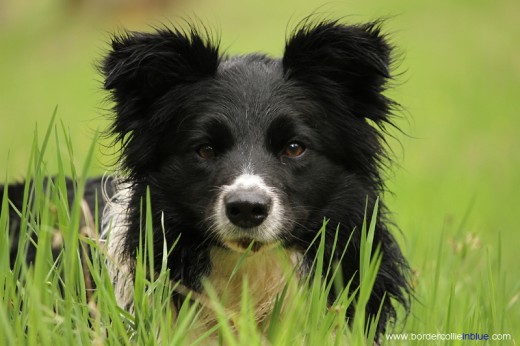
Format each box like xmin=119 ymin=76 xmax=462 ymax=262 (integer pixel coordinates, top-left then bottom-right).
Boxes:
xmin=1 ymin=0 xmax=519 ymax=344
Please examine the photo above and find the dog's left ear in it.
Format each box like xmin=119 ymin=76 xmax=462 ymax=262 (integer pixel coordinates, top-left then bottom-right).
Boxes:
xmin=283 ymin=21 xmax=393 ymax=123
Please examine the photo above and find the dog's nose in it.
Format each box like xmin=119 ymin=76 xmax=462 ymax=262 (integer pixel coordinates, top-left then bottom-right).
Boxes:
xmin=225 ymin=191 xmax=271 ymax=228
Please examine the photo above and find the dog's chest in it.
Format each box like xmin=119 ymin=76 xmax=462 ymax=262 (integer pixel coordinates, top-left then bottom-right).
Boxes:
xmin=204 ymin=247 xmax=301 ymax=321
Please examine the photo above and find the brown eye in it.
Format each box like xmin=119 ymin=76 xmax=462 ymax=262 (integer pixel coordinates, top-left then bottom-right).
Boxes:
xmin=283 ymin=142 xmax=305 ymax=158
xmin=197 ymin=145 xmax=215 ymax=159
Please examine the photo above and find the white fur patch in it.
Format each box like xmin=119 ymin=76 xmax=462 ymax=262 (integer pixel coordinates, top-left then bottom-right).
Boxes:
xmin=210 ymin=174 xmax=284 ymax=245
xmin=200 ymin=246 xmax=302 ymax=325
xmin=101 ymin=180 xmax=135 ymax=311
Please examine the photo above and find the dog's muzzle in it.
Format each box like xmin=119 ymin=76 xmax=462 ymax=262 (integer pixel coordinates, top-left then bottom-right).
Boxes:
xmin=212 ymin=174 xmax=284 ymax=251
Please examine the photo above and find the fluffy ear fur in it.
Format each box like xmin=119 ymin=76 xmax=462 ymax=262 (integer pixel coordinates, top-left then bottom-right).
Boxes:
xmin=283 ymin=20 xmax=393 ymax=124
xmin=102 ymin=27 xmax=220 ymax=177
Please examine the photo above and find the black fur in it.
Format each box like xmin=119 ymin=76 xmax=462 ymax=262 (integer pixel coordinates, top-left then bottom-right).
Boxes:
xmin=102 ymin=19 xmax=411 ymax=334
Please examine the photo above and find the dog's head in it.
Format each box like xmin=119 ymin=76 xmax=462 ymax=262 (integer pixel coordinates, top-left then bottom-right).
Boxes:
xmin=103 ymin=21 xmax=395 ymax=252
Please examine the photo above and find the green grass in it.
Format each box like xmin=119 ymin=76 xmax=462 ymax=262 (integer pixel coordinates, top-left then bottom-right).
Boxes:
xmin=1 ymin=0 xmax=519 ymax=344
xmin=1 ymin=119 xmax=391 ymax=345
xmin=1 ymin=115 xmax=517 ymax=344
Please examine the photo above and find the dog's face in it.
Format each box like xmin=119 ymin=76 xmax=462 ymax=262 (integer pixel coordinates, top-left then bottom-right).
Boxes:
xmin=149 ymin=56 xmax=352 ymax=252
xmin=103 ymin=22 xmax=393 ymax=252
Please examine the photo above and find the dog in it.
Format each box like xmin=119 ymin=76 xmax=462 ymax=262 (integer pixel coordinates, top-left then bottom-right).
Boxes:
xmin=3 ymin=19 xmax=410 ymax=336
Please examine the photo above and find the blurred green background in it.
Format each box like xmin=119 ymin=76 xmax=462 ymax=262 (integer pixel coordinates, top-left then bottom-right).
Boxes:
xmin=1 ymin=0 xmax=519 ymax=325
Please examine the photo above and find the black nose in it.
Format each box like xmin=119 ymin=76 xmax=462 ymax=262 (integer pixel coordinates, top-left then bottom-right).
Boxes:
xmin=225 ymin=190 xmax=271 ymax=228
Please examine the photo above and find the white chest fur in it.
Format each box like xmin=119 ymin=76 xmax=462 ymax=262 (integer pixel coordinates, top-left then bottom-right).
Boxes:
xmin=202 ymin=246 xmax=302 ymax=324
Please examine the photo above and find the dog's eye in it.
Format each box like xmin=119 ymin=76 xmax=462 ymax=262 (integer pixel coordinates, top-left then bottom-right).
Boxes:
xmin=196 ymin=145 xmax=216 ymax=159
xmin=283 ymin=142 xmax=305 ymax=158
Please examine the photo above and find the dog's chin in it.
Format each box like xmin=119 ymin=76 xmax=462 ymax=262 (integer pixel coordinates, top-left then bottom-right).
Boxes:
xmin=223 ymin=238 xmax=279 ymax=254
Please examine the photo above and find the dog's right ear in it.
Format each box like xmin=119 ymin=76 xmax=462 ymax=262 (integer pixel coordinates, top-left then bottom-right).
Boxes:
xmin=102 ymin=27 xmax=219 ymax=176
xmin=104 ymin=28 xmax=219 ymax=93
xmin=103 ymin=27 xmax=219 ymax=125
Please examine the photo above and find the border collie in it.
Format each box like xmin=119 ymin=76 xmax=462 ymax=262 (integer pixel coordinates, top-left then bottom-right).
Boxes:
xmin=4 ymin=19 xmax=410 ymax=335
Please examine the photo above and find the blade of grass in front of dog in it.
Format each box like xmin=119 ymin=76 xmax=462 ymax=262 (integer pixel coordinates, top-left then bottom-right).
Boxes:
xmin=226 ymin=240 xmax=254 ymax=289
xmin=354 ymin=200 xmax=383 ymax=344
xmin=24 ymin=124 xmax=55 ymax=345
xmin=14 ymin=111 xmax=56 ymax=279
xmin=0 ymin=305 xmax=14 ymax=345
xmin=133 ymin=235 xmax=148 ymax=343
xmin=136 ymin=210 xmax=168 ymax=344
xmin=66 ymin=130 xmax=102 ymax=342
xmin=305 ymin=222 xmax=329 ymax=341
xmin=313 ymin=220 xmax=327 ymax=286
xmin=365 ymin=291 xmax=385 ymax=343
xmin=359 ymin=197 xmax=378 ymax=284
xmin=243 ymin=279 xmax=268 ymax=345
xmin=132 ymin=189 xmax=161 ymax=344
xmin=0 ymin=178 xmax=10 ymax=285
xmin=328 ymin=224 xmax=355 ymax=299
xmin=55 ymin=123 xmax=74 ymax=220
xmin=61 ymin=130 xmax=98 ymax=342
xmin=26 ymin=109 xmax=57 ymax=231
xmin=267 ymin=219 xmax=335 ymax=343
xmin=32 ymin=177 xmax=55 ymax=294
xmin=139 ymin=188 xmax=155 ymax=339
xmin=264 ymin=244 xmax=308 ymax=342
xmin=134 ymin=198 xmax=146 ymax=311
xmin=353 ymin=247 xmax=382 ymax=345
xmin=265 ymin=281 xmax=286 ymax=341
xmin=87 ymin=244 xmax=132 ymax=344
xmin=28 ymin=181 xmax=59 ymax=346
xmin=171 ymin=293 xmax=207 ymax=345
xmin=202 ymin=281 xmax=238 ymax=346
xmin=0 ymin=179 xmax=16 ymax=345
xmin=145 ymin=187 xmax=154 ymax=284
xmin=60 ymin=121 xmax=79 ymax=180
xmin=238 ymin=278 xmax=254 ymax=344
xmin=147 ymin=191 xmax=186 ymax=343
xmin=11 ymin=120 xmax=44 ymax=278
xmin=325 ymin=223 xmax=342 ymax=281
xmin=5 ymin=130 xmax=37 ymax=340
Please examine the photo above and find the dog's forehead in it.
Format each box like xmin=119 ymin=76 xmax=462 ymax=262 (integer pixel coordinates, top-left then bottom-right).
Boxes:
xmin=218 ymin=54 xmax=281 ymax=77
xmin=216 ymin=55 xmax=283 ymax=100
xmin=210 ymin=55 xmax=290 ymax=129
